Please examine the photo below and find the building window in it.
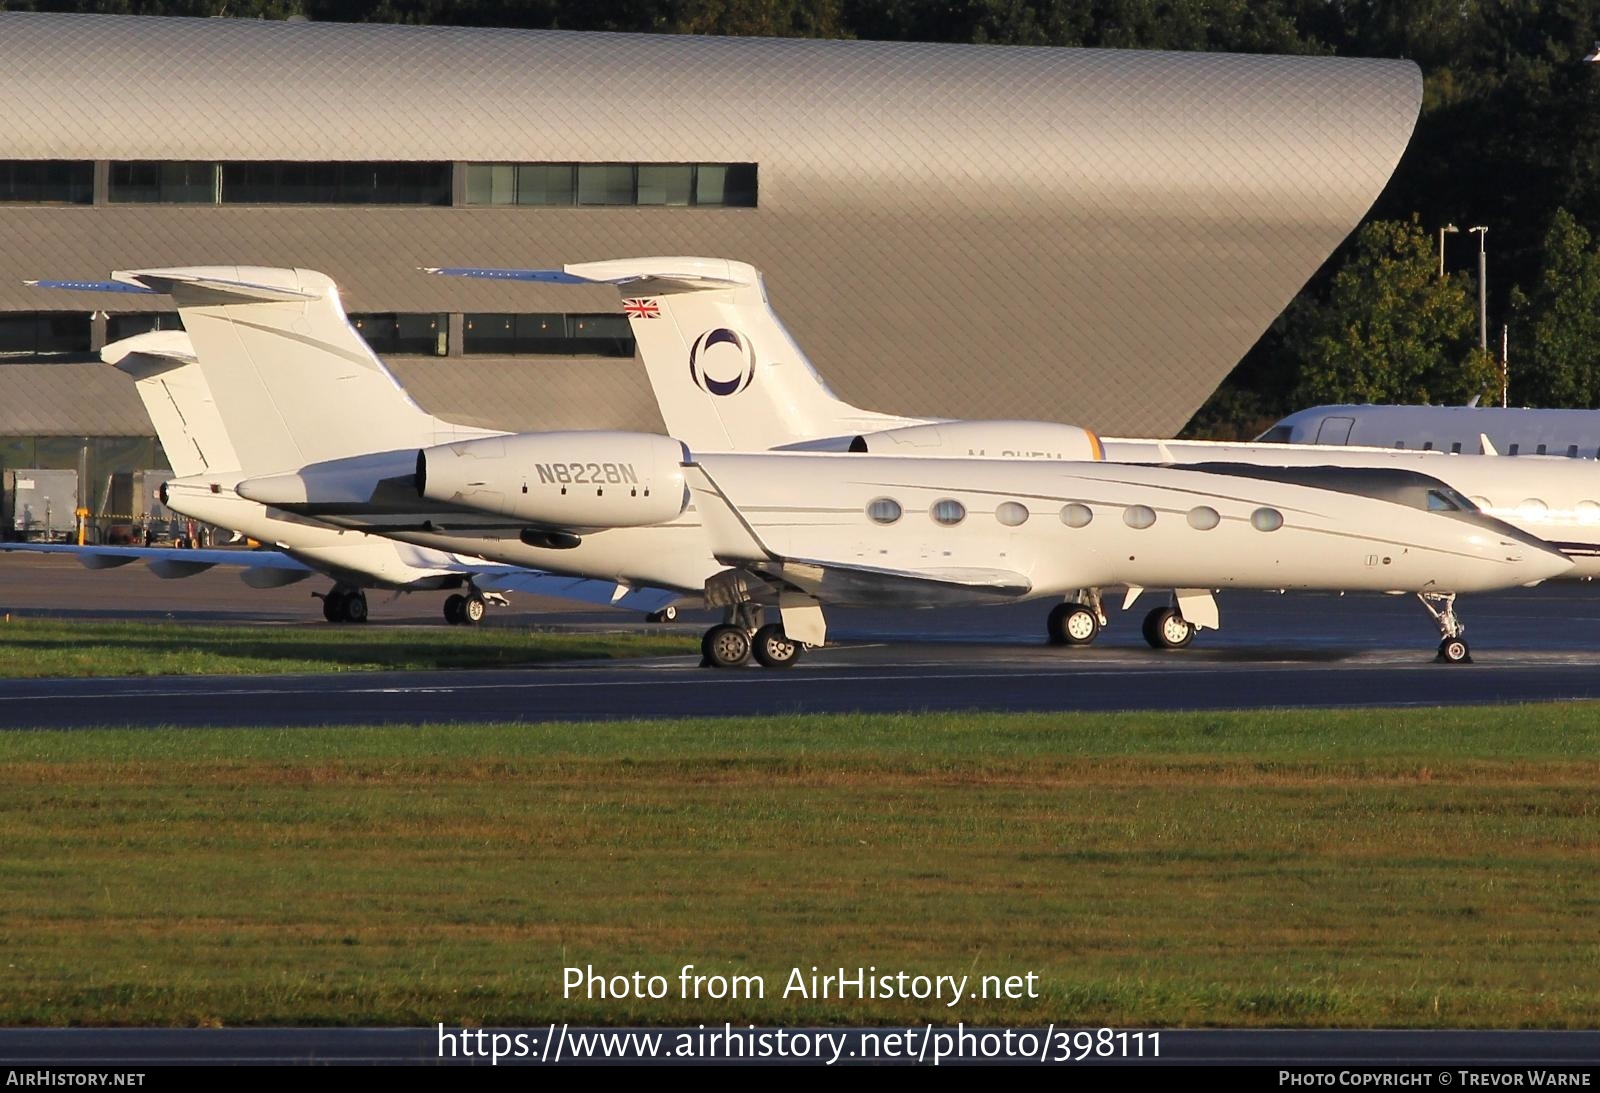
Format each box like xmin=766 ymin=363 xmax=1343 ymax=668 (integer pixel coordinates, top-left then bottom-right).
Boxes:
xmin=110 ymin=161 xmax=218 ymax=204
xmin=109 ymin=161 xmax=451 ymax=205
xmin=351 ymin=313 xmax=448 ymax=356
xmin=0 ymin=312 xmax=92 ymax=357
xmin=463 ymin=162 xmax=757 ymax=207
xmin=462 ymin=313 xmax=635 ymax=357
xmin=0 ymin=161 xmax=92 ymax=204
xmin=107 ymin=313 xmax=184 ymax=342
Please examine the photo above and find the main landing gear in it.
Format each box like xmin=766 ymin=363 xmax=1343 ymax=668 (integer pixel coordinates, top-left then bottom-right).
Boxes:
xmin=318 ymin=586 xmax=369 ymax=624
xmin=700 ymin=607 xmax=805 ymax=670
xmin=1141 ymin=605 xmax=1196 ymax=650
xmin=646 ymin=605 xmax=679 ymax=624
xmin=1047 ymin=589 xmax=1105 ymax=646
xmin=1420 ymin=591 xmax=1472 ymax=664
xmin=443 ymin=592 xmax=488 ymax=626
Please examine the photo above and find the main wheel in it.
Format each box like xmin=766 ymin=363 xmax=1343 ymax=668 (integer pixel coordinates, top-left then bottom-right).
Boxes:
xmin=443 ymin=594 xmax=466 ymax=625
xmin=751 ymin=623 xmax=803 ymax=668
xmin=322 ymin=591 xmax=344 ymax=623
xmin=461 ymin=595 xmax=487 ymax=625
xmin=341 ymin=592 xmax=369 ymax=624
xmin=1142 ymin=606 xmax=1195 ymax=649
xmin=701 ymin=624 xmax=751 ymax=668
xmin=1048 ymin=602 xmax=1100 ymax=646
xmin=647 ymin=605 xmax=679 ymax=623
xmin=1437 ymin=636 xmax=1472 ymax=664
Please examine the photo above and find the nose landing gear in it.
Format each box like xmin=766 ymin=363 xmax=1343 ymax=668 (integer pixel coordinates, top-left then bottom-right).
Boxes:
xmin=1420 ymin=592 xmax=1472 ymax=663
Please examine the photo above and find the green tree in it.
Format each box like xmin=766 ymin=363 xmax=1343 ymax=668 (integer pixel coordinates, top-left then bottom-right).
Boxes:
xmin=1507 ymin=208 xmax=1600 ymax=407
xmin=1285 ymin=217 xmax=1497 ymax=406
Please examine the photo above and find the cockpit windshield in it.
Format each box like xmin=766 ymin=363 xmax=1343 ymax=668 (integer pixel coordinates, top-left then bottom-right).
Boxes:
xmin=1426 ymin=487 xmax=1477 ymax=513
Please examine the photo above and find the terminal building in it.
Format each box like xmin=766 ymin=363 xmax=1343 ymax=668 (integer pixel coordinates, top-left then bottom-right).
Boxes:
xmin=0 ymin=11 xmax=1420 ymax=534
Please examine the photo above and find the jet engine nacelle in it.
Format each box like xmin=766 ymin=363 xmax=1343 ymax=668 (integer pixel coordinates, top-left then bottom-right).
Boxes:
xmin=416 ymin=431 xmax=690 ymax=529
xmin=848 ymin=421 xmax=1103 ymax=461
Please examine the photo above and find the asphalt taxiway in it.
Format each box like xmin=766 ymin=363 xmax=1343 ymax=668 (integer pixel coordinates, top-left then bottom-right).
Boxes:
xmin=4 ymin=555 xmax=1600 ymax=727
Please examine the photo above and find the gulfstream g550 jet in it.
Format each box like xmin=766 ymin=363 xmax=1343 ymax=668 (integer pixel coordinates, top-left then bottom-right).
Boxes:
xmin=434 ymin=258 xmax=1600 ymax=659
xmin=10 ymin=291 xmax=682 ymax=624
xmin=33 ymin=266 xmax=1567 ymax=668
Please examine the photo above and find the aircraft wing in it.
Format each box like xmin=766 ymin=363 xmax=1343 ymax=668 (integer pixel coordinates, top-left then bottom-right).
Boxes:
xmin=743 ymin=557 xmax=1032 ymax=608
xmin=0 ymin=543 xmax=682 ymax=611
xmin=0 ymin=541 xmax=312 ymax=579
xmin=470 ymin=570 xmax=682 ymax=613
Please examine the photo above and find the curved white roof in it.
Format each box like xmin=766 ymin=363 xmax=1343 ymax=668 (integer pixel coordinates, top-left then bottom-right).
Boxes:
xmin=0 ymin=13 xmax=1422 ymax=437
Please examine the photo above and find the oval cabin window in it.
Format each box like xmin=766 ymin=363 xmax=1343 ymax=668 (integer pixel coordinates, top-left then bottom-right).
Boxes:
xmin=1250 ymin=507 xmax=1284 ymax=532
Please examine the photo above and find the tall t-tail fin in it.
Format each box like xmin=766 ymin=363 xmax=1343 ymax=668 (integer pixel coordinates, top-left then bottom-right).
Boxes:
xmin=426 ymin=259 xmax=926 ymax=451
xmin=101 ymin=330 xmax=241 ymax=478
xmin=37 ymin=268 xmax=489 ymax=474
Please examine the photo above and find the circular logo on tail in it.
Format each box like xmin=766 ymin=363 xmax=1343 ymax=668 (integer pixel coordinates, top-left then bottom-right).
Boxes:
xmin=689 ymin=328 xmax=756 ymax=396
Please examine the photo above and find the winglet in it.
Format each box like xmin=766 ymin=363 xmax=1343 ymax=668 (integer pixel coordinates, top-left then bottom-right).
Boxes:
xmin=1479 ymin=432 xmax=1499 ymax=456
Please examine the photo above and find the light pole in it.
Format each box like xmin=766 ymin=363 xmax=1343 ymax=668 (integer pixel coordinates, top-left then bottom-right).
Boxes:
xmin=1469 ymin=225 xmax=1488 ymax=351
xmin=1438 ymin=223 xmax=1458 ymax=278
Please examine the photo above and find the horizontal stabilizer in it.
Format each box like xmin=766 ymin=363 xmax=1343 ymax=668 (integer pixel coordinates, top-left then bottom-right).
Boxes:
xmin=113 ymin=268 xmax=324 ymax=304
xmin=425 ymin=258 xmax=749 ymax=294
xmin=102 ymin=330 xmax=199 ymax=374
xmin=26 ymin=278 xmax=159 ymax=294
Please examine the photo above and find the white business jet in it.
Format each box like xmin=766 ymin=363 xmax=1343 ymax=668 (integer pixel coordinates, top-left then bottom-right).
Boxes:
xmin=42 ymin=267 xmax=1567 ymax=669
xmin=433 ymin=258 xmax=1600 ymax=656
xmin=1261 ymin=403 xmax=1600 ymax=460
xmin=9 ymin=288 xmax=681 ymax=624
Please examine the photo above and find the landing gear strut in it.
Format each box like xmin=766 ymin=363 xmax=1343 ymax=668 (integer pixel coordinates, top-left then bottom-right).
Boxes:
xmin=318 ymin=586 xmax=368 ymax=624
xmin=1420 ymin=592 xmax=1471 ymax=664
xmin=1141 ymin=605 xmax=1195 ymax=649
xmin=1047 ymin=589 xmax=1104 ymax=646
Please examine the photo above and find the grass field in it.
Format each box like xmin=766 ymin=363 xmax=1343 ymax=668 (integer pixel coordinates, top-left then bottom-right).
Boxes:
xmin=0 ymin=618 xmax=696 ymax=677
xmin=2 ymin=705 xmax=1598 ymax=1028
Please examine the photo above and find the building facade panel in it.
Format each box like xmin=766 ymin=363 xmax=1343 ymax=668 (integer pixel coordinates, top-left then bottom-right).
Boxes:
xmin=0 ymin=12 xmax=1420 ymax=440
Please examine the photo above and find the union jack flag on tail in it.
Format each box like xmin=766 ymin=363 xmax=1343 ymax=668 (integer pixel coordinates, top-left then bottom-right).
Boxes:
xmin=622 ymin=298 xmax=661 ymax=319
